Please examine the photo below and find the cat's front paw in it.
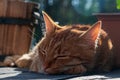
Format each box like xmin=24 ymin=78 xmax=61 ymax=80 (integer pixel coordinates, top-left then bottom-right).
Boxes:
xmin=3 ymin=55 xmax=21 ymax=67
xmin=15 ymin=54 xmax=32 ymax=68
xmin=4 ymin=56 xmax=15 ymax=66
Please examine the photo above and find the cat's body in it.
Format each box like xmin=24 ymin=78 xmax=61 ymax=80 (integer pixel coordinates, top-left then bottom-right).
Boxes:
xmin=15 ymin=12 xmax=114 ymax=74
xmin=0 ymin=11 xmax=114 ymax=74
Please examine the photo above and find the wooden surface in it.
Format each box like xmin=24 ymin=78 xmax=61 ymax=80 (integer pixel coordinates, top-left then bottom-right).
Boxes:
xmin=0 ymin=67 xmax=120 ymax=80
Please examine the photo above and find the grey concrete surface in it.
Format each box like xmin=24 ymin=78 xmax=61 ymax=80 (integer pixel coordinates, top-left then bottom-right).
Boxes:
xmin=0 ymin=67 xmax=120 ymax=80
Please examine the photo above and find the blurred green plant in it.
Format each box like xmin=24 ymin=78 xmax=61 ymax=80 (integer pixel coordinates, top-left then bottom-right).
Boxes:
xmin=116 ymin=0 xmax=120 ymax=9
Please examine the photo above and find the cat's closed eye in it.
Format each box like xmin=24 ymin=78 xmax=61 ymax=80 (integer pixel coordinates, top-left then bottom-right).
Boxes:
xmin=40 ymin=48 xmax=46 ymax=55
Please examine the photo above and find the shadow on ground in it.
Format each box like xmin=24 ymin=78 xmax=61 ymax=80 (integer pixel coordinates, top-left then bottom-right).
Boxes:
xmin=0 ymin=67 xmax=120 ymax=80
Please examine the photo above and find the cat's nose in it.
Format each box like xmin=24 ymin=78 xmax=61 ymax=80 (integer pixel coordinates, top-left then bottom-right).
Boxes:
xmin=43 ymin=63 xmax=49 ymax=71
xmin=43 ymin=65 xmax=52 ymax=74
xmin=43 ymin=63 xmax=55 ymax=74
xmin=44 ymin=68 xmax=57 ymax=74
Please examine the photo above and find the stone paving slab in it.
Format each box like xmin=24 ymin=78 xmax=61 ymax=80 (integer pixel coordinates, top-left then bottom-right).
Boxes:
xmin=0 ymin=67 xmax=120 ymax=80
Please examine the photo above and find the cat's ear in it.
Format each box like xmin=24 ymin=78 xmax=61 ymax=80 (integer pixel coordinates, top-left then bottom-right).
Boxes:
xmin=81 ymin=21 xmax=102 ymax=45
xmin=42 ymin=11 xmax=61 ymax=35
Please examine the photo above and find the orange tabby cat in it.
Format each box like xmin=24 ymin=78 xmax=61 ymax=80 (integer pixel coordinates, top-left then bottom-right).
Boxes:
xmin=15 ymin=11 xmax=114 ymax=74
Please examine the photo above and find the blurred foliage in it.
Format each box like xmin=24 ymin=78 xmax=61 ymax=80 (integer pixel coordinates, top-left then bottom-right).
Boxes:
xmin=99 ymin=0 xmax=120 ymax=12
xmin=28 ymin=0 xmax=120 ymax=42
xmin=28 ymin=0 xmax=40 ymax=3
xmin=28 ymin=0 xmax=120 ymax=25
xmin=44 ymin=0 xmax=98 ymax=25
xmin=116 ymin=0 xmax=120 ymax=9
xmin=43 ymin=0 xmax=120 ymax=25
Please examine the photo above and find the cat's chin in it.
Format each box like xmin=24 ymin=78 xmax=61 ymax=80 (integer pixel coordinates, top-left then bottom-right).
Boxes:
xmin=44 ymin=68 xmax=58 ymax=74
xmin=43 ymin=67 xmax=73 ymax=74
xmin=43 ymin=64 xmax=87 ymax=74
xmin=44 ymin=68 xmax=65 ymax=74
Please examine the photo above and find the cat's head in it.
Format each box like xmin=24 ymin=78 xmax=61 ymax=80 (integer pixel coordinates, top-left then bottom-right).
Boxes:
xmin=39 ymin=11 xmax=102 ymax=74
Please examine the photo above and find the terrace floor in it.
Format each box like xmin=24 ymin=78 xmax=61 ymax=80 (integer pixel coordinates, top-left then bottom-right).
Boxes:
xmin=0 ymin=67 xmax=120 ymax=80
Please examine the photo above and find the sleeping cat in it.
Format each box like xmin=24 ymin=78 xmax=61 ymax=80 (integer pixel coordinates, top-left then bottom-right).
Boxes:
xmin=15 ymin=11 xmax=114 ymax=74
